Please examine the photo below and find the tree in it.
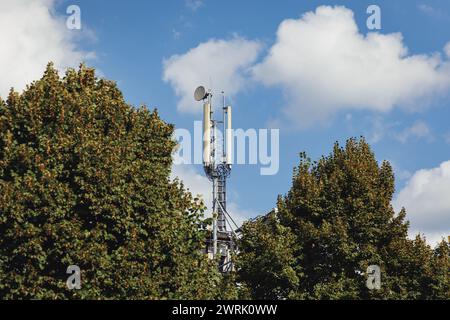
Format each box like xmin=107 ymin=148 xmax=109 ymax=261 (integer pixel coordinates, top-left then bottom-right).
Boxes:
xmin=237 ymin=209 xmax=300 ymax=299
xmin=237 ymin=138 xmax=449 ymax=299
xmin=430 ymin=238 xmax=449 ymax=299
xmin=0 ymin=63 xmax=222 ymax=299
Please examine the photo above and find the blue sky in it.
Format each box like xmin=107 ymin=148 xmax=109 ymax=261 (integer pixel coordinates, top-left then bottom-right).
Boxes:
xmin=1 ymin=0 xmax=449 ymax=245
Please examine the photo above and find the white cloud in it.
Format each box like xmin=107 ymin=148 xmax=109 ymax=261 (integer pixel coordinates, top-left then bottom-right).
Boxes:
xmin=171 ymin=164 xmax=211 ymax=203
xmin=252 ymin=6 xmax=450 ymax=127
xmin=171 ymin=164 xmax=253 ymax=227
xmin=445 ymin=42 xmax=450 ymax=58
xmin=393 ymin=161 xmax=450 ymax=247
xmin=163 ymin=37 xmax=262 ymax=113
xmin=395 ymin=121 xmax=432 ymax=143
xmin=0 ymin=0 xmax=94 ymax=98
xmin=417 ymin=232 xmax=449 ymax=247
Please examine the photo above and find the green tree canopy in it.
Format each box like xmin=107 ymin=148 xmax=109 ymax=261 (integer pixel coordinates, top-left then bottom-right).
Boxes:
xmin=237 ymin=138 xmax=449 ymax=300
xmin=0 ymin=63 xmax=222 ymax=299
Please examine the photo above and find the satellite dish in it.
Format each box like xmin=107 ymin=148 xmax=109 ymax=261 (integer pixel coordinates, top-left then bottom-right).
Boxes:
xmin=194 ymin=86 xmax=208 ymax=101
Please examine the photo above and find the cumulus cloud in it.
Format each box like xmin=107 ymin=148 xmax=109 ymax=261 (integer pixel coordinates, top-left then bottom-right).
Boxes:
xmin=171 ymin=164 xmax=253 ymax=227
xmin=163 ymin=37 xmax=262 ymax=113
xmin=253 ymin=6 xmax=450 ymax=127
xmin=445 ymin=42 xmax=450 ymax=58
xmin=0 ymin=0 xmax=94 ymax=98
xmin=393 ymin=161 xmax=450 ymax=246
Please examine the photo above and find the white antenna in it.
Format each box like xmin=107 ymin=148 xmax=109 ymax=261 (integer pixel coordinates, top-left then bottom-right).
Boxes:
xmin=203 ymin=101 xmax=211 ymax=166
xmin=225 ymin=105 xmax=232 ymax=165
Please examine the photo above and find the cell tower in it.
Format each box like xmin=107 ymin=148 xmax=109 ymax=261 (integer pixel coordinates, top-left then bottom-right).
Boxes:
xmin=194 ymin=86 xmax=238 ymax=273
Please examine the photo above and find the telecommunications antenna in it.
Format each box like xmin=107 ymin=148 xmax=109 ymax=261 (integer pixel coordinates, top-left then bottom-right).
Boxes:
xmin=195 ymin=84 xmax=236 ymax=273
xmin=194 ymin=86 xmax=208 ymax=101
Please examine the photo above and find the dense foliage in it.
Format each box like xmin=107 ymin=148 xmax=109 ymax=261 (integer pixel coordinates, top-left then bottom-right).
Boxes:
xmin=0 ymin=64 xmax=222 ymax=299
xmin=237 ymin=138 xmax=449 ymax=299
